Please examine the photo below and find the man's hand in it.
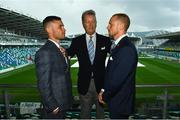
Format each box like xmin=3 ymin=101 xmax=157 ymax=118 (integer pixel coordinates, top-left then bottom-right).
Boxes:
xmin=98 ymin=91 xmax=105 ymax=104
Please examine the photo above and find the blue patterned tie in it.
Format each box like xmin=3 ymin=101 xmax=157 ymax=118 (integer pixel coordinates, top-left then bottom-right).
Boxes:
xmin=88 ymin=36 xmax=95 ymax=64
xmin=110 ymin=41 xmax=116 ymax=53
xmin=111 ymin=41 xmax=116 ymax=50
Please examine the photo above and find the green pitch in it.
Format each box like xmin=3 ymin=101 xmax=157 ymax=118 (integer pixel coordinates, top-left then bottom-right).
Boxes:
xmin=0 ymin=58 xmax=180 ymax=103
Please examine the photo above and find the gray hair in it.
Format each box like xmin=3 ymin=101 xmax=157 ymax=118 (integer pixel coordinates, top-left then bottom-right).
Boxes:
xmin=82 ymin=9 xmax=96 ymax=23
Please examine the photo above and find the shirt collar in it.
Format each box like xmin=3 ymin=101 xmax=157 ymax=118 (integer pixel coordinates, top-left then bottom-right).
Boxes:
xmin=48 ymin=39 xmax=60 ymax=48
xmin=114 ymin=34 xmax=127 ymax=45
xmin=86 ymin=32 xmax=96 ymax=41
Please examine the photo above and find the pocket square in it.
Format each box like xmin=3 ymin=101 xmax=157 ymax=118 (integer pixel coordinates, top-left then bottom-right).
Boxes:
xmin=109 ymin=56 xmax=113 ymax=61
xmin=101 ymin=46 xmax=105 ymax=50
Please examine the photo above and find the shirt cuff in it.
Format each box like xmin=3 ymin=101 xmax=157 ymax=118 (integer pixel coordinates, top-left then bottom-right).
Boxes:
xmin=101 ymin=89 xmax=105 ymax=92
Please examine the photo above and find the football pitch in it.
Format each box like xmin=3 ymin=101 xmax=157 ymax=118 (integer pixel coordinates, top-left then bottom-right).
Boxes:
xmin=0 ymin=58 xmax=180 ymax=103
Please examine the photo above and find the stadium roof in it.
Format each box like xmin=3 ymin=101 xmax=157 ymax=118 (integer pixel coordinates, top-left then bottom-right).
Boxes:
xmin=145 ymin=31 xmax=180 ymax=40
xmin=129 ymin=36 xmax=141 ymax=41
xmin=0 ymin=7 xmax=142 ymax=41
xmin=0 ymin=7 xmax=47 ymax=39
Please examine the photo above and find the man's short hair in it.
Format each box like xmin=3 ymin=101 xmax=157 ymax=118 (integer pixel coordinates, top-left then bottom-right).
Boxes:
xmin=113 ymin=13 xmax=130 ymax=31
xmin=43 ymin=16 xmax=61 ymax=29
xmin=82 ymin=9 xmax=96 ymax=22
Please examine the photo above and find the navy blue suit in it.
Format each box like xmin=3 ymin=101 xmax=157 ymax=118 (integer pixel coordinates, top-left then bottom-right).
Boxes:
xmin=103 ymin=36 xmax=138 ymax=118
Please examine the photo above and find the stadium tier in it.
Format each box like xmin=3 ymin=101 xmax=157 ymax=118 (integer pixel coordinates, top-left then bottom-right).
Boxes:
xmin=0 ymin=46 xmax=39 ymax=70
xmin=158 ymin=39 xmax=180 ymax=50
xmin=152 ymin=49 xmax=180 ymax=60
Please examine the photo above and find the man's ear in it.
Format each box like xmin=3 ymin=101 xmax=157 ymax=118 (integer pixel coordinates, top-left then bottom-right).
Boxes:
xmin=46 ymin=26 xmax=52 ymax=34
xmin=119 ymin=23 xmax=125 ymax=31
xmin=45 ymin=22 xmax=53 ymax=34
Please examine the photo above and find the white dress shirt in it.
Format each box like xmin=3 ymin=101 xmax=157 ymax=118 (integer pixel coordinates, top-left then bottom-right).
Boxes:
xmin=114 ymin=34 xmax=127 ymax=46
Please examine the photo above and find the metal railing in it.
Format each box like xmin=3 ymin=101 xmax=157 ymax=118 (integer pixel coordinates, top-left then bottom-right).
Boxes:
xmin=136 ymin=84 xmax=180 ymax=118
xmin=0 ymin=84 xmax=180 ymax=119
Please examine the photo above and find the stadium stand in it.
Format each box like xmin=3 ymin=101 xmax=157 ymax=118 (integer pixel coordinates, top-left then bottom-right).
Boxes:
xmin=159 ymin=39 xmax=180 ymax=50
xmin=144 ymin=31 xmax=180 ymax=61
xmin=0 ymin=46 xmax=38 ymax=70
xmin=0 ymin=31 xmax=40 ymax=71
xmin=0 ymin=31 xmax=72 ymax=72
xmin=152 ymin=49 xmax=180 ymax=60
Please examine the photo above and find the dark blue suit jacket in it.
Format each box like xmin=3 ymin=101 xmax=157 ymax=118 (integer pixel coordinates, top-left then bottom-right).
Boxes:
xmin=67 ymin=33 xmax=111 ymax=95
xmin=103 ymin=36 xmax=138 ymax=117
xmin=35 ymin=40 xmax=72 ymax=113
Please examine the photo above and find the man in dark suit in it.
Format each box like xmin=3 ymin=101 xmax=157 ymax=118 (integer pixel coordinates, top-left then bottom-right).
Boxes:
xmin=35 ymin=16 xmax=72 ymax=119
xmin=99 ymin=13 xmax=138 ymax=119
xmin=67 ymin=10 xmax=111 ymax=119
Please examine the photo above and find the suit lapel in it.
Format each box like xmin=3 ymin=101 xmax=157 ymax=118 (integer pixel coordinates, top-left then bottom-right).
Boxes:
xmin=82 ymin=34 xmax=91 ymax=64
xmin=116 ymin=36 xmax=128 ymax=48
xmin=111 ymin=36 xmax=128 ymax=55
xmin=48 ymin=40 xmax=67 ymax=66
xmin=94 ymin=33 xmax=101 ymax=63
xmin=108 ymin=37 xmax=127 ymax=67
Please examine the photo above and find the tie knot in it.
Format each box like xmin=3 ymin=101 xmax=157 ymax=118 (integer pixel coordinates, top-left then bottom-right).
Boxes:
xmin=89 ymin=37 xmax=93 ymax=44
xmin=90 ymin=35 xmax=93 ymax=40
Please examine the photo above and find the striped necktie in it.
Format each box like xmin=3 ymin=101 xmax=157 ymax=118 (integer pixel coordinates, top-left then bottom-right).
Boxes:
xmin=110 ymin=41 xmax=116 ymax=53
xmin=87 ymin=36 xmax=95 ymax=64
xmin=111 ymin=41 xmax=116 ymax=50
xmin=59 ymin=47 xmax=68 ymax=65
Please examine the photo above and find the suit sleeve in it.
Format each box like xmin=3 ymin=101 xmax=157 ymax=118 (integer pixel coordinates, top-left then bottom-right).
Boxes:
xmin=104 ymin=46 xmax=137 ymax=102
xmin=67 ymin=38 xmax=76 ymax=58
xmin=35 ymin=50 xmax=58 ymax=112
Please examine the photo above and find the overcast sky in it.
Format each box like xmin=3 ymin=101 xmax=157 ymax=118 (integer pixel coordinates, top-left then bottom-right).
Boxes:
xmin=0 ymin=0 xmax=180 ymax=35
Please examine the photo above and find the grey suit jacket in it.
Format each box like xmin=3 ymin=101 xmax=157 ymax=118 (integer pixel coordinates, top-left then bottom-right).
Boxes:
xmin=35 ymin=40 xmax=72 ymax=113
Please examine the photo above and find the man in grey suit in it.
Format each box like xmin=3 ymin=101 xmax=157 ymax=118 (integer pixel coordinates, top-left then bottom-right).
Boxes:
xmin=35 ymin=16 xmax=72 ymax=119
xmin=67 ymin=10 xmax=111 ymax=119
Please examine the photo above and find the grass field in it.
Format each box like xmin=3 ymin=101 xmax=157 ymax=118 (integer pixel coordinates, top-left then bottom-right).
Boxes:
xmin=0 ymin=58 xmax=180 ymax=103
